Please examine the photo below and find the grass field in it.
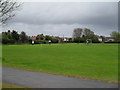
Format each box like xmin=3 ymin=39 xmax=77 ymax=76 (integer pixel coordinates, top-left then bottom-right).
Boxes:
xmin=1 ymin=82 xmax=28 ymax=88
xmin=2 ymin=43 xmax=118 ymax=83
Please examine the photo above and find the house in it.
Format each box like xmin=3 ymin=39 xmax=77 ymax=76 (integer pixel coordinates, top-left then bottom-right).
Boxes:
xmin=98 ymin=36 xmax=114 ymax=43
xmin=98 ymin=36 xmax=106 ymax=42
xmin=36 ymin=34 xmax=44 ymax=39
xmin=29 ymin=36 xmax=37 ymax=40
xmin=98 ymin=37 xmax=102 ymax=42
xmin=105 ymin=37 xmax=114 ymax=42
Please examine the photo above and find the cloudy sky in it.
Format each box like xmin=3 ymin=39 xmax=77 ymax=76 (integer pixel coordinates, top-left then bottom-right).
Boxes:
xmin=2 ymin=2 xmax=118 ymax=37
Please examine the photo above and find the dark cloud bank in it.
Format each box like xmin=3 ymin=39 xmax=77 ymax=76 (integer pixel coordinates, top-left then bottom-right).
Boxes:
xmin=2 ymin=2 xmax=118 ymax=37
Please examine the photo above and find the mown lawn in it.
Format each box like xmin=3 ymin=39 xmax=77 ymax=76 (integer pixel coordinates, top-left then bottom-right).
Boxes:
xmin=2 ymin=43 xmax=118 ymax=83
xmin=1 ymin=82 xmax=28 ymax=88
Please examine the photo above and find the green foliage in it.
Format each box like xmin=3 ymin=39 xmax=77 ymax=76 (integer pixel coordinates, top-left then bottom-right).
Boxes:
xmin=28 ymin=39 xmax=32 ymax=44
xmin=45 ymin=35 xmax=52 ymax=41
xmin=2 ymin=30 xmax=29 ymax=44
xmin=2 ymin=37 xmax=9 ymax=44
xmin=110 ymin=31 xmax=120 ymax=42
xmin=73 ymin=38 xmax=81 ymax=43
xmin=73 ymin=28 xmax=99 ymax=43
xmin=89 ymin=35 xmax=99 ymax=43
xmin=51 ymin=38 xmax=59 ymax=43
xmin=20 ymin=31 xmax=28 ymax=43
xmin=83 ymin=28 xmax=94 ymax=37
xmin=69 ymin=38 xmax=73 ymax=42
xmin=73 ymin=28 xmax=83 ymax=38
xmin=11 ymin=30 xmax=19 ymax=41
xmin=8 ymin=39 xmax=15 ymax=44
xmin=39 ymin=37 xmax=44 ymax=40
xmin=35 ymin=40 xmax=46 ymax=44
xmin=36 ymin=34 xmax=44 ymax=40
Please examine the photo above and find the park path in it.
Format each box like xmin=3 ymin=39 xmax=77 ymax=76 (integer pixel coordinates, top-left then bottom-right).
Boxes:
xmin=2 ymin=67 xmax=118 ymax=88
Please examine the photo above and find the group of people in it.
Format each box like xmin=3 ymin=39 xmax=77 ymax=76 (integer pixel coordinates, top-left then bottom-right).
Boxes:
xmin=31 ymin=39 xmax=92 ymax=45
xmin=31 ymin=40 xmax=52 ymax=45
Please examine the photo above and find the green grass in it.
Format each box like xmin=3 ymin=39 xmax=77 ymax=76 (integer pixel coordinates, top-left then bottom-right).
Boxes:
xmin=1 ymin=82 xmax=28 ymax=88
xmin=2 ymin=43 xmax=118 ymax=83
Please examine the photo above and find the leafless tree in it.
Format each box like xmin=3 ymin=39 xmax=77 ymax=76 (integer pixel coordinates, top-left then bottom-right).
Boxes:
xmin=0 ymin=0 xmax=21 ymax=24
xmin=73 ymin=28 xmax=83 ymax=38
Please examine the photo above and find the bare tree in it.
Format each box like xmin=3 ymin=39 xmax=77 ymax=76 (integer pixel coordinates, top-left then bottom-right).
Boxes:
xmin=73 ymin=28 xmax=83 ymax=38
xmin=0 ymin=0 xmax=21 ymax=24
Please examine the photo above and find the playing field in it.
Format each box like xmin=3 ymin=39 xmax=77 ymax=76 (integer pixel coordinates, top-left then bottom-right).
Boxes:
xmin=2 ymin=43 xmax=118 ymax=83
xmin=2 ymin=82 xmax=28 ymax=88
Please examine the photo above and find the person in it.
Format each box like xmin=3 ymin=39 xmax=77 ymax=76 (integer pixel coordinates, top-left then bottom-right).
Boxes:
xmin=32 ymin=40 xmax=34 ymax=45
xmin=86 ymin=39 xmax=92 ymax=44
xmin=49 ymin=40 xmax=51 ymax=44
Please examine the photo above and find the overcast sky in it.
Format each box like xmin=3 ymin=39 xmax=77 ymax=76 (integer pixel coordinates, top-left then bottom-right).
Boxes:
xmin=2 ymin=2 xmax=118 ymax=37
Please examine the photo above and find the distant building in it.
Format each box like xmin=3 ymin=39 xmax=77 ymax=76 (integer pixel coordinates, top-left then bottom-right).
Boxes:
xmin=36 ymin=34 xmax=44 ymax=39
xmin=105 ymin=37 xmax=114 ymax=42
xmin=29 ymin=36 xmax=37 ymax=40
xmin=98 ymin=36 xmax=106 ymax=43
xmin=98 ymin=36 xmax=114 ymax=43
xmin=98 ymin=37 xmax=103 ymax=42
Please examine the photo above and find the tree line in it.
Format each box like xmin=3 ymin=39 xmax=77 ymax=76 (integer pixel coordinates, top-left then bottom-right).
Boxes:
xmin=1 ymin=30 xmax=62 ymax=44
xmin=2 ymin=30 xmax=29 ymax=44
xmin=110 ymin=31 xmax=120 ymax=43
xmin=1 ymin=29 xmax=120 ymax=44
xmin=34 ymin=34 xmax=60 ymax=44
xmin=73 ymin=28 xmax=120 ymax=43
xmin=73 ymin=28 xmax=99 ymax=43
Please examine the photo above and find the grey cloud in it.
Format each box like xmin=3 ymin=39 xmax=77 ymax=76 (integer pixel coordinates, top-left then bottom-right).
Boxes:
xmin=3 ymin=2 xmax=118 ymax=37
xmin=10 ymin=2 xmax=117 ymax=25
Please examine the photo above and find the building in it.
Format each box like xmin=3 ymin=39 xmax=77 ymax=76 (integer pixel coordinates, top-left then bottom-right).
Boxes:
xmin=105 ymin=37 xmax=114 ymax=42
xmin=98 ymin=36 xmax=114 ymax=43
xmin=29 ymin=36 xmax=37 ymax=40
xmin=97 ymin=36 xmax=105 ymax=42
xmin=36 ymin=34 xmax=44 ymax=39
